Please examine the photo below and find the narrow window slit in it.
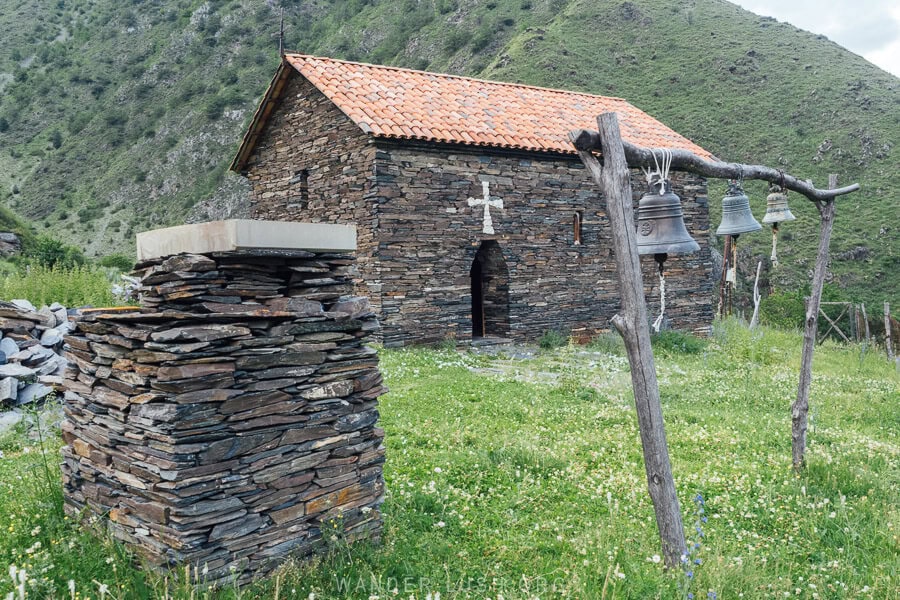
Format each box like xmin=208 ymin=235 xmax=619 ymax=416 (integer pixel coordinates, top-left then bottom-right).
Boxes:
xmin=573 ymin=211 xmax=583 ymax=245
xmin=290 ymin=169 xmax=309 ymax=208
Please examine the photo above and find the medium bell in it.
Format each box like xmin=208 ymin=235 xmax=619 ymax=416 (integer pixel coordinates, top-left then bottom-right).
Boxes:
xmin=716 ymin=181 xmax=762 ymax=236
xmin=635 ymin=179 xmax=700 ymax=257
xmin=761 ymin=187 xmax=796 ymax=224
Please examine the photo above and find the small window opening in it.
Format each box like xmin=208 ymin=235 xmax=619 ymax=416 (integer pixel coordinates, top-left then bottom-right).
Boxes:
xmin=573 ymin=211 xmax=583 ymax=245
xmin=290 ymin=169 xmax=309 ymax=208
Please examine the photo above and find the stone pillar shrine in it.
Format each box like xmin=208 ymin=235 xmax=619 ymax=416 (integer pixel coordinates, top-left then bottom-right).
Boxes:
xmin=60 ymin=220 xmax=386 ymax=584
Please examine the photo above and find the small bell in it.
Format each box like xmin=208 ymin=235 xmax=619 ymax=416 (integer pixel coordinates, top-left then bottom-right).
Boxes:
xmin=762 ymin=186 xmax=796 ymax=224
xmin=635 ymin=179 xmax=700 ymax=259
xmin=716 ymin=181 xmax=762 ymax=236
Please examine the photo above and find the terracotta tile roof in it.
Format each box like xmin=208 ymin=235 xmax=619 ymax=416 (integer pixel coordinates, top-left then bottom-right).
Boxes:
xmin=231 ymin=54 xmax=712 ymax=171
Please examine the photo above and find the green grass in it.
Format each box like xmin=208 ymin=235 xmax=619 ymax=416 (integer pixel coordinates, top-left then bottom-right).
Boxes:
xmin=0 ymin=320 xmax=897 ymax=598
xmin=0 ymin=263 xmax=116 ymax=307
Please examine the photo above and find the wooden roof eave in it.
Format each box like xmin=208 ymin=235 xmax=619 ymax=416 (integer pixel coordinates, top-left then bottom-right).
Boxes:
xmin=230 ymin=60 xmax=292 ymax=174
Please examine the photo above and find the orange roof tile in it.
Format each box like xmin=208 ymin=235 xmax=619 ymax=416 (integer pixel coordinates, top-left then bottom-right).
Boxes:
xmin=231 ymin=54 xmax=712 ymax=172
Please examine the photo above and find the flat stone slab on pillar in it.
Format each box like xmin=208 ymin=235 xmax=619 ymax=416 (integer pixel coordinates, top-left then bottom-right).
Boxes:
xmin=136 ymin=220 xmax=357 ymax=261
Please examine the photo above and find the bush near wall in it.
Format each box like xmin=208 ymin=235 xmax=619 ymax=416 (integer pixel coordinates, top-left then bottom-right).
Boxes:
xmin=0 ymin=264 xmax=115 ymax=307
xmin=759 ymin=283 xmax=859 ymax=340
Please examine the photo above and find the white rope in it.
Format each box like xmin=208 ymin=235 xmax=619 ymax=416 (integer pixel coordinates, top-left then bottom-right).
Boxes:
xmin=641 ymin=150 xmax=660 ymax=188
xmin=661 ymin=148 xmax=672 ymax=190
xmin=771 ymin=225 xmax=779 ymax=266
xmin=641 ymin=148 xmax=673 ymax=194
xmin=652 ymin=267 xmax=666 ymax=333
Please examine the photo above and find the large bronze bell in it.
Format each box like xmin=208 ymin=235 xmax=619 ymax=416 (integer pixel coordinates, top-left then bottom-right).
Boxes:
xmin=716 ymin=181 xmax=762 ymax=236
xmin=761 ymin=187 xmax=796 ymax=224
xmin=635 ymin=179 xmax=700 ymax=257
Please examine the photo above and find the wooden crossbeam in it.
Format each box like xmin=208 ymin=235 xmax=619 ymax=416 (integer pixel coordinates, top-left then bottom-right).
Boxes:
xmin=818 ymin=304 xmax=850 ymax=343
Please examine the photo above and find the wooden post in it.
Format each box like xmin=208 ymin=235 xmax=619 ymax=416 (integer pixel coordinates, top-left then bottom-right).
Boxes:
xmin=792 ymin=174 xmax=838 ymax=470
xmin=885 ymin=302 xmax=894 ymax=360
xmin=570 ymin=113 xmax=687 ymax=567
xmin=860 ymin=303 xmax=870 ymax=345
xmin=750 ymin=261 xmax=762 ymax=328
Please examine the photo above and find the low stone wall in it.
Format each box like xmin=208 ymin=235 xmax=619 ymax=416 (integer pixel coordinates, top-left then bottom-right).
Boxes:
xmin=61 ymin=247 xmax=386 ymax=584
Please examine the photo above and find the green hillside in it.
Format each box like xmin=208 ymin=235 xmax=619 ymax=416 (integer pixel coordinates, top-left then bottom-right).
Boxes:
xmin=0 ymin=0 xmax=896 ymax=305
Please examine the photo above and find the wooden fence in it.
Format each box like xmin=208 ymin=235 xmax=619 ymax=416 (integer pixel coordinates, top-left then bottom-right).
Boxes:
xmin=818 ymin=301 xmax=898 ymax=362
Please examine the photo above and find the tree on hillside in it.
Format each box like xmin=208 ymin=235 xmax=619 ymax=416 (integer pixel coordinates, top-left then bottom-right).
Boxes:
xmin=31 ymin=235 xmax=85 ymax=268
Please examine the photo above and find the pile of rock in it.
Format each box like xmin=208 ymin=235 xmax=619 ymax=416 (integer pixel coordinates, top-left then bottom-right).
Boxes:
xmin=0 ymin=299 xmax=71 ymax=406
xmin=61 ymin=249 xmax=386 ymax=584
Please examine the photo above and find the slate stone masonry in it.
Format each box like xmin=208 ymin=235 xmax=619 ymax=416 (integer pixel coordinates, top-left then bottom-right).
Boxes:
xmin=60 ymin=246 xmax=386 ymax=584
xmin=241 ymin=74 xmax=714 ymax=346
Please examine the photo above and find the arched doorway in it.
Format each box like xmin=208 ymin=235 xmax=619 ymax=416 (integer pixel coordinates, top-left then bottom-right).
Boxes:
xmin=470 ymin=241 xmax=510 ymax=338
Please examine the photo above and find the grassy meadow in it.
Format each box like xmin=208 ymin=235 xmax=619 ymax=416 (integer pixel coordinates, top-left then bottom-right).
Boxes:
xmin=1 ymin=321 xmax=897 ymax=599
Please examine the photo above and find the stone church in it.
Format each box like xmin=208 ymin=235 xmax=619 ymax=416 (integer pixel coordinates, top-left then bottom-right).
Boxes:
xmin=230 ymin=54 xmax=714 ymax=346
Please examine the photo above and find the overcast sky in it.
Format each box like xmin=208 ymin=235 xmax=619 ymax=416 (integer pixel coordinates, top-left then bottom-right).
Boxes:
xmin=735 ymin=1 xmax=900 ymax=77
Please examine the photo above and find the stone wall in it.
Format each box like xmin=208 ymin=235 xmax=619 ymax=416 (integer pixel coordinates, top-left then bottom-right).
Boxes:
xmin=241 ymin=71 xmax=714 ymax=346
xmin=241 ymin=76 xmax=379 ymax=314
xmin=61 ymin=249 xmax=386 ymax=584
xmin=369 ymin=141 xmax=714 ymax=345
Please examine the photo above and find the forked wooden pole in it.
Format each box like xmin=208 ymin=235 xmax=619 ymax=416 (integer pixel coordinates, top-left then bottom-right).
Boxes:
xmin=569 ymin=113 xmax=687 ymax=567
xmin=792 ymin=174 xmax=838 ymax=469
xmin=573 ymin=126 xmax=860 ymax=471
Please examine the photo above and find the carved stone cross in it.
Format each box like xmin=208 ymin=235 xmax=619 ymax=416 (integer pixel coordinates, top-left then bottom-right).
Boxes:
xmin=467 ymin=181 xmax=503 ymax=234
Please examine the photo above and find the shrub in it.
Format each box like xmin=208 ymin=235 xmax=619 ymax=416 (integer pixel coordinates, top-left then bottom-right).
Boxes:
xmin=651 ymin=329 xmax=707 ymax=355
xmin=587 ymin=331 xmax=625 ymax=355
xmin=0 ymin=264 xmax=115 ymax=307
xmin=471 ymin=25 xmax=494 ymax=52
xmin=28 ymin=234 xmax=85 ymax=268
xmin=435 ymin=335 xmax=457 ymax=352
xmin=539 ymin=329 xmax=568 ymax=349
xmin=712 ymin=317 xmax=785 ymax=365
xmin=443 ymin=29 xmax=469 ymax=53
xmin=760 ymin=283 xmax=851 ymax=339
xmin=759 ymin=289 xmax=805 ymax=330
xmin=98 ymin=253 xmax=134 ymax=272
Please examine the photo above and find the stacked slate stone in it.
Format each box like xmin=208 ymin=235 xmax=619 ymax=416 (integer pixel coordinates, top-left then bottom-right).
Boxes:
xmin=0 ymin=299 xmax=71 ymax=405
xmin=61 ymin=250 xmax=386 ymax=585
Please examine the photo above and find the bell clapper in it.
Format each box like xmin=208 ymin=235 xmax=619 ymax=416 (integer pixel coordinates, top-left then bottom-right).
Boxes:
xmin=652 ymin=253 xmax=667 ymax=333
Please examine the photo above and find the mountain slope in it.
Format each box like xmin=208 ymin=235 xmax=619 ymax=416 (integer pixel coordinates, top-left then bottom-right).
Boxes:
xmin=0 ymin=0 xmax=896 ymax=305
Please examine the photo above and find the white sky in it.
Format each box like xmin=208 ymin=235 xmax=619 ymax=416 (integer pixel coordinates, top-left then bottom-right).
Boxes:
xmin=736 ymin=1 xmax=900 ymax=77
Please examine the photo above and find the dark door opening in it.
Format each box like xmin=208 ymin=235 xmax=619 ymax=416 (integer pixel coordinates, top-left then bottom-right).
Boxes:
xmin=470 ymin=240 xmax=510 ymax=338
